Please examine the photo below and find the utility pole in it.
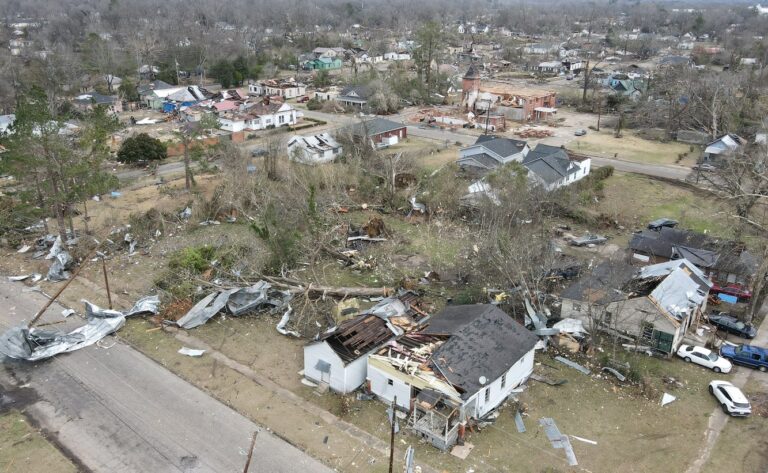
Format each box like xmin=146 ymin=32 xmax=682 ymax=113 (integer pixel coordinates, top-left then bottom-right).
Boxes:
xmin=101 ymin=255 xmax=113 ymax=309
xmin=388 ymin=396 xmax=397 ymax=473
xmin=242 ymin=430 xmax=259 ymax=473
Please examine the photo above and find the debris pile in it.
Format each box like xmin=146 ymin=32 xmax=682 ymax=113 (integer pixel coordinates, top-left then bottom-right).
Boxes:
xmin=0 ymin=296 xmax=160 ymax=362
xmin=174 ymin=281 xmax=293 ymax=330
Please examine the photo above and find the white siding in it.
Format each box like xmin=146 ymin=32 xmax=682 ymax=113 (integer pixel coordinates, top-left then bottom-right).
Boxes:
xmin=367 ymin=363 xmax=412 ymax=410
xmin=303 ymin=342 xmax=345 ymax=391
xmin=472 ymin=348 xmax=535 ymax=418
xmin=303 ymin=342 xmax=370 ymax=393
xmin=219 ymin=119 xmax=246 ymax=132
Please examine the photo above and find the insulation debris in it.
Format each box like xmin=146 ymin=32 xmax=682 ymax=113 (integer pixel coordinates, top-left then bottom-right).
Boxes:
xmin=661 ymin=393 xmax=677 ymax=407
xmin=178 ymin=347 xmax=206 ymax=357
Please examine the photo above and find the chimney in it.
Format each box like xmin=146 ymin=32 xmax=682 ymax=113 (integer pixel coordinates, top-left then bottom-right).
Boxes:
xmin=263 ymin=96 xmax=270 ymax=105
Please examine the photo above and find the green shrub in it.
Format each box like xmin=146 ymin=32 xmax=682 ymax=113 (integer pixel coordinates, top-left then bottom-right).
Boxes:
xmin=117 ymin=133 xmax=167 ymax=163
xmin=306 ymin=98 xmax=322 ymax=110
xmin=169 ymin=246 xmax=217 ymax=273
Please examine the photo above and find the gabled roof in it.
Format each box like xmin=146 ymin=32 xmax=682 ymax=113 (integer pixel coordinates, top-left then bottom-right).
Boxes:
xmin=704 ymin=134 xmax=744 ymax=155
xmin=425 ymin=304 xmax=538 ymax=399
xmin=629 ymin=228 xmax=729 ymax=269
xmin=639 ymin=259 xmax=712 ymax=321
xmin=346 ymin=118 xmax=405 ymax=137
xmin=463 ymin=64 xmax=481 ymax=79
xmin=137 ymin=80 xmax=176 ymax=95
xmin=471 ymin=135 xmax=528 ymax=159
xmin=339 ymin=85 xmax=372 ymax=100
xmin=74 ymin=93 xmax=117 ymax=105
xmin=523 ymin=144 xmax=580 ymax=185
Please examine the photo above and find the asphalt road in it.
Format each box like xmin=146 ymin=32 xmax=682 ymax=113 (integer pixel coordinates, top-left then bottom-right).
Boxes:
xmin=0 ymin=278 xmax=332 ymax=473
xmin=115 ymin=110 xmax=692 ymax=183
xmin=300 ymin=109 xmax=693 ymax=180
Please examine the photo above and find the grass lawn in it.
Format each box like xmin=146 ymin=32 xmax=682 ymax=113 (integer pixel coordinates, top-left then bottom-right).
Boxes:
xmin=0 ymin=411 xmax=77 ymax=473
xmin=594 ymin=172 xmax=734 ymax=237
xmin=386 ymin=137 xmax=460 ymax=171
xmin=569 ymin=130 xmax=697 ymax=167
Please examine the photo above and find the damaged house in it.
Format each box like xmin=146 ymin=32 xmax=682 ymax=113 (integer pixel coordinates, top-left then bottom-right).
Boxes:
xmin=366 ymin=304 xmax=538 ymax=451
xmin=560 ymin=259 xmax=712 ymax=354
xmin=629 ymin=227 xmax=758 ymax=296
xmin=287 ymin=132 xmax=342 ymax=164
xmin=303 ymin=293 xmax=427 ymax=393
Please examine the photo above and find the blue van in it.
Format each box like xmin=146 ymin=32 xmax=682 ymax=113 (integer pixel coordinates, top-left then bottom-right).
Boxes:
xmin=720 ymin=344 xmax=768 ymax=372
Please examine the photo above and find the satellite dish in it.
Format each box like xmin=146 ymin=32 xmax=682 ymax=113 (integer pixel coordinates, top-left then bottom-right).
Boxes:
xmin=479 ymin=376 xmax=488 ymax=385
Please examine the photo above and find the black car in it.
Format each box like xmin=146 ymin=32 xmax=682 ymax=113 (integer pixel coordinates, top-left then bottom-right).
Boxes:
xmin=707 ymin=312 xmax=757 ymax=339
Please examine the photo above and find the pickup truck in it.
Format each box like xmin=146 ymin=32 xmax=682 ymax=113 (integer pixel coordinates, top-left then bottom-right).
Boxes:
xmin=720 ymin=344 xmax=768 ymax=372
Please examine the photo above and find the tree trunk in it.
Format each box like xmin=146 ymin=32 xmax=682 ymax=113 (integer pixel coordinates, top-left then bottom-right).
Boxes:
xmin=748 ymin=245 xmax=768 ymax=323
xmin=83 ymin=199 xmax=90 ymax=235
xmin=581 ymin=59 xmax=590 ymax=104
xmin=183 ymin=138 xmax=192 ymax=190
xmin=44 ymin=165 xmax=69 ymax=243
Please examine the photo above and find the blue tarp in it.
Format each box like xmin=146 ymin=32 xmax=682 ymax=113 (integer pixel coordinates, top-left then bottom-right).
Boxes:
xmin=717 ymin=293 xmax=738 ymax=304
xmin=162 ymin=102 xmax=176 ymax=113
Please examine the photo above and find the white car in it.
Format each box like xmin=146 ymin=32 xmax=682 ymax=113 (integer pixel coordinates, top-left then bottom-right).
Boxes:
xmin=709 ymin=380 xmax=751 ymax=416
xmin=677 ymin=344 xmax=732 ymax=373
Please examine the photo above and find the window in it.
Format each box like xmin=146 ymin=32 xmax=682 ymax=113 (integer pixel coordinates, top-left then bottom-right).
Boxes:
xmin=573 ymin=303 xmax=582 ymax=313
xmin=501 ymin=374 xmax=507 ymax=389
xmin=641 ymin=322 xmax=654 ymax=342
xmin=387 ymin=379 xmax=394 ymax=386
xmin=604 ymin=312 xmax=612 ymax=326
xmin=279 ymin=114 xmax=285 ymax=124
xmin=484 ymin=388 xmax=490 ymax=403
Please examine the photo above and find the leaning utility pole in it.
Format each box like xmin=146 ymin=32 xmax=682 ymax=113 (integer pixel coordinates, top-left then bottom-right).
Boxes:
xmin=389 ymin=396 xmax=397 ymax=473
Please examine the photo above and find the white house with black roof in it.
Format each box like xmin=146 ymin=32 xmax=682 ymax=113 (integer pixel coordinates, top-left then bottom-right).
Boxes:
xmin=336 ymin=85 xmax=372 ymax=108
xmin=522 ymin=144 xmax=591 ymax=191
xmin=459 ymin=138 xmax=590 ymax=190
xmin=457 ymin=135 xmax=530 ymax=172
xmin=366 ymin=304 xmax=538 ymax=450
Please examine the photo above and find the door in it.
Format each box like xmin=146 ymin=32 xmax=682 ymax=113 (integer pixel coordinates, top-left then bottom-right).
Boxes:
xmin=652 ymin=330 xmax=674 ymax=354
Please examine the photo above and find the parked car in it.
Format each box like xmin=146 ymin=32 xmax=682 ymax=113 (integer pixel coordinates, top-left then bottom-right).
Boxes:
xmin=574 ymin=129 xmax=587 ymax=136
xmin=569 ymin=234 xmax=607 ymax=247
xmin=676 ymin=344 xmax=732 ymax=373
xmin=297 ymin=96 xmax=310 ymax=103
xmin=710 ymin=283 xmax=752 ymax=301
xmin=693 ymin=163 xmax=716 ymax=172
xmin=251 ymin=147 xmax=268 ymax=157
xmin=647 ymin=218 xmax=678 ymax=231
xmin=708 ymin=380 xmax=751 ymax=416
xmin=720 ymin=344 xmax=768 ymax=372
xmin=707 ymin=312 xmax=757 ymax=339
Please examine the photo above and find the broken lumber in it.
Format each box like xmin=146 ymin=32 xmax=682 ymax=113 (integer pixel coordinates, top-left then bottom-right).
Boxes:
xmin=294 ymin=284 xmax=392 ymax=298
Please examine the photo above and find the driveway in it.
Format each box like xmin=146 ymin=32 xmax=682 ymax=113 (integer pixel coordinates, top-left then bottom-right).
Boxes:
xmin=684 ymin=311 xmax=768 ymax=473
xmin=0 ymin=278 xmax=332 ymax=473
